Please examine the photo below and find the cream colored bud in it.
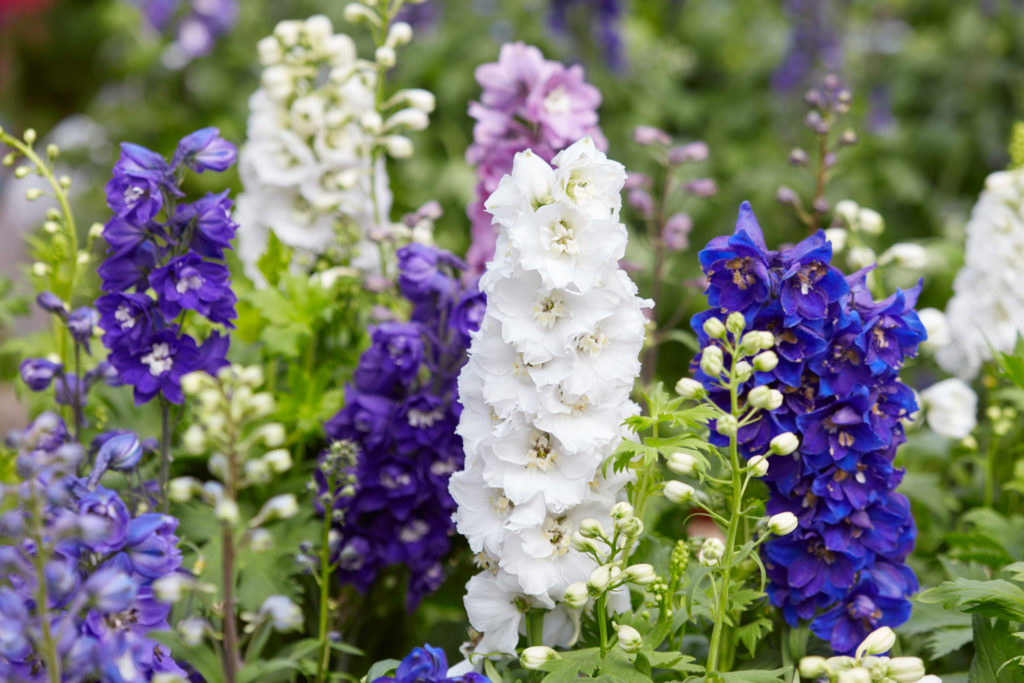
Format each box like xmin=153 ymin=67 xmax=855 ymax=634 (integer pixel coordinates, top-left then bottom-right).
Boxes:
xmin=663 ymin=480 xmax=694 ymax=504
xmin=181 ymin=371 xmax=206 ymax=395
xmin=698 ymin=537 xmax=725 ymax=567
xmin=562 ymin=582 xmax=589 ymax=608
xmin=208 ymin=454 xmax=230 ymax=481
xmin=835 ymin=199 xmax=859 ymax=225
xmin=88 ymin=222 xmax=104 ymax=239
xmin=748 ymin=385 xmax=783 ymax=411
xmin=182 ymin=425 xmax=207 ymax=455
xmin=734 ymin=360 xmax=753 ymax=382
xmin=375 ymin=45 xmax=396 ymax=67
xmin=770 ymin=432 xmax=800 ymax=455
xmin=43 ymin=221 xmax=60 ymax=234
xmin=836 ymin=668 xmax=871 ymax=683
xmin=214 ymin=499 xmax=240 ymax=525
xmin=571 ymin=530 xmax=598 ymax=554
xmin=616 ymin=624 xmax=642 ymax=653
xmin=273 ymin=19 xmax=302 ymax=45
xmin=587 ymin=565 xmax=613 ymax=594
xmin=59 ymin=175 xmax=71 ymax=189
xmin=244 ymin=458 xmax=271 ymax=485
xmin=13 ymin=166 xmax=29 ymax=178
xmin=700 ymin=346 xmax=724 ymax=377
xmin=153 ymin=574 xmax=190 ymax=603
xmin=610 ymin=501 xmax=634 ymax=520
xmin=825 ymin=226 xmax=848 ymax=252
xmin=715 ymin=414 xmax=739 ymax=438
xmin=386 ymin=21 xmax=413 ymax=47
xmin=255 ymin=423 xmax=287 ymax=447
xmin=748 ymin=455 xmax=769 ymax=477
xmin=23 ymin=128 xmax=36 ymax=145
xmin=247 ymin=528 xmax=274 ymax=551
xmin=25 ymin=188 xmax=42 ymax=201
xmin=886 ymin=657 xmax=926 ymax=682
xmin=399 ymin=88 xmax=435 ymax=112
xmin=248 ymin=393 xmax=275 ymax=418
xmin=343 ymin=3 xmax=380 ymax=25
xmin=622 ymin=564 xmax=657 ymax=586
xmin=848 ymin=246 xmax=877 ymax=269
xmin=798 ymin=656 xmax=828 ymax=678
xmin=703 ymin=317 xmax=726 ymax=339
xmin=667 ymin=451 xmax=698 ymax=475
xmin=856 ymin=626 xmax=896 ymax=658
xmin=238 ymin=365 xmax=264 ymax=387
xmin=675 ymin=377 xmax=705 ymax=399
xmin=257 ymin=36 xmax=283 ymax=65
xmin=857 ymin=208 xmax=884 ymax=235
xmin=385 ymin=108 xmax=429 ymax=132
xmin=725 ymin=311 xmax=746 ymax=336
xmin=32 ymin=262 xmax=49 ymax=276
xmin=263 ymin=448 xmax=293 ymax=473
xmin=753 ymin=351 xmax=778 ymax=372
xmin=75 ymin=251 xmax=89 ymax=265
xmin=521 ymin=646 xmax=559 ymax=670
xmin=578 ymin=518 xmax=604 ymax=539
xmin=168 ymin=477 xmax=200 ymax=502
xmin=383 ymin=135 xmax=414 ymax=158
xmin=304 ymin=15 xmax=333 ymax=43
xmin=768 ymin=512 xmax=798 ymax=536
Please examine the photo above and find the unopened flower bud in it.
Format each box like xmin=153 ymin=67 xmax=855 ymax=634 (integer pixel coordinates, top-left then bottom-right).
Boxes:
xmin=168 ymin=477 xmax=200 ymax=502
xmin=789 ymin=148 xmax=809 ymax=166
xmin=715 ymin=414 xmax=739 ymax=438
xmin=836 ymin=668 xmax=871 ymax=683
xmin=663 ymin=480 xmax=694 ymax=504
xmin=578 ymin=518 xmax=605 ymax=539
xmin=383 ymin=135 xmax=414 ymax=158
xmin=182 ymin=425 xmax=207 ymax=455
xmin=23 ymin=128 xmax=36 ymax=145
xmin=748 ymin=455 xmax=769 ymax=477
xmin=633 ymin=125 xmax=671 ymax=146
xmin=675 ymin=377 xmax=705 ymax=399
xmin=260 ymin=595 xmax=303 ymax=631
xmin=667 ymin=141 xmax=709 ymax=163
xmin=748 ymin=385 xmax=783 ymax=411
xmin=153 ymin=574 xmax=190 ymax=603
xmin=667 ymin=451 xmax=697 ymax=475
xmin=857 ymin=208 xmax=884 ymax=235
xmin=562 ymin=582 xmax=589 ymax=608
xmin=703 ymin=317 xmax=726 ymax=339
xmin=254 ymin=423 xmax=287 ymax=447
xmin=856 ymin=626 xmax=896 ymax=658
xmin=798 ymin=656 xmax=828 ymax=678
xmin=572 ymin=531 xmax=598 ymax=554
xmin=610 ymin=502 xmax=634 ymax=520
xmin=375 ymin=45 xmax=396 ymax=67
xmin=886 ymin=657 xmax=926 ymax=682
xmin=214 ymin=499 xmax=240 ymax=525
xmin=768 ymin=512 xmax=798 ymax=536
xmin=587 ymin=565 xmax=613 ymax=594
xmin=753 ymin=351 xmax=778 ymax=372
xmin=248 ymin=393 xmax=275 ymax=418
xmin=835 ymin=199 xmax=859 ymax=225
xmin=386 ymin=21 xmax=413 ymax=47
xmin=25 ymin=188 xmax=42 ymax=201
xmin=248 ymin=528 xmax=274 ymax=551
xmin=770 ymin=432 xmax=799 ymax=455
xmin=244 ymin=458 xmax=271 ymax=484
xmin=776 ymin=185 xmax=799 ymax=205
xmin=685 ymin=178 xmax=718 ymax=197
xmin=616 ymin=624 xmax=642 ymax=653
xmin=263 ymin=448 xmax=292 ymax=473
xmin=622 ymin=564 xmax=656 ymax=586
xmin=734 ymin=361 xmax=753 ymax=383
xmin=698 ymin=537 xmax=725 ymax=567
xmin=254 ymin=494 xmax=299 ymax=525
xmin=725 ymin=311 xmax=745 ymax=336
xmin=521 ymin=646 xmax=559 ymax=670
xmin=700 ymin=346 xmax=724 ymax=377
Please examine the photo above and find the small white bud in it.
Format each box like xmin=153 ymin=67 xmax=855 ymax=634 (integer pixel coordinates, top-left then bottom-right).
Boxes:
xmin=698 ymin=537 xmax=725 ymax=567
xmin=153 ymin=574 xmax=190 ymax=603
xmin=32 ymin=262 xmax=49 ymax=276
xmin=182 ymin=425 xmax=207 ymax=455
xmin=208 ymin=454 xmax=230 ymax=481
xmin=886 ymin=657 xmax=926 ymax=682
xmin=273 ymin=19 xmax=302 ymax=46
xmin=43 ymin=221 xmax=60 ymax=234
xmin=25 ymin=188 xmax=42 ymax=201
xmin=825 ymin=226 xmax=848 ymax=252
xmin=715 ymin=414 xmax=739 ymax=438
xmin=254 ymin=423 xmax=287 ymax=447
xmin=177 ymin=617 xmax=207 ymax=646
xmin=753 ymin=351 xmax=779 ymax=372
xmin=836 ymin=668 xmax=871 ymax=683
xmin=521 ymin=646 xmax=559 ymax=670
xmin=748 ymin=385 xmax=783 ymax=411
xmin=375 ymin=45 xmax=396 ymax=68
xmin=616 ymin=624 xmax=642 ymax=653
xmin=383 ymin=135 xmax=414 ymax=158
xmin=725 ymin=311 xmax=746 ymax=336
xmin=214 ymin=499 xmax=240 ymax=525
xmin=247 ymin=528 xmax=274 ymax=551
xmin=244 ymin=458 xmax=271 ymax=485
xmin=675 ymin=377 xmax=705 ymax=399
xmin=748 ymin=455 xmax=769 ymax=477
xmin=571 ymin=530 xmax=598 ymax=554
xmin=386 ymin=21 xmax=413 ymax=47
xmin=610 ymin=502 xmax=634 ymax=520
xmin=303 ymin=15 xmax=333 ymax=43
xmin=798 ymin=656 xmax=828 ymax=678
xmin=88 ymin=222 xmax=104 ymax=239
xmin=702 ymin=317 xmax=726 ymax=339
xmin=733 ymin=360 xmax=753 ymax=382
xmin=848 ymin=245 xmax=877 ymax=269
xmin=835 ymin=199 xmax=859 ymax=225
xmin=168 ymin=477 xmax=200 ymax=503
xmin=578 ymin=518 xmax=605 ymax=539
xmin=562 ymin=582 xmax=589 ymax=608
xmin=587 ymin=565 xmax=613 ymax=595
xmin=856 ymin=626 xmax=896 ymax=658
xmin=343 ymin=3 xmax=380 ymax=25
xmin=257 ymin=36 xmax=283 ymax=65
xmin=238 ymin=365 xmax=264 ymax=387
xmin=23 ymin=128 xmax=36 ymax=145
xmin=398 ymin=88 xmax=435 ymax=112
xmin=181 ymin=371 xmax=209 ymax=395
xmin=247 ymin=393 xmax=275 ymax=418
xmin=263 ymin=448 xmax=293 ymax=473
xmin=700 ymin=346 xmax=724 ymax=377
xmin=667 ymin=451 xmax=698 ymax=476
xmin=663 ymin=480 xmax=694 ymax=504
xmin=768 ymin=512 xmax=798 ymax=536
xmin=622 ymin=564 xmax=657 ymax=586
xmin=253 ymin=494 xmax=299 ymax=525
xmin=385 ymin=108 xmax=429 ymax=132
xmin=259 ymin=595 xmax=303 ymax=631
xmin=857 ymin=207 xmax=884 ymax=235
xmin=770 ymin=432 xmax=800 ymax=455
xmin=879 ymin=243 xmax=927 ymax=270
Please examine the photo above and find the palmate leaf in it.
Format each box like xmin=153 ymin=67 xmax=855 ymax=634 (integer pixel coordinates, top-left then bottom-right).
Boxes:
xmin=969 ymin=616 xmax=1024 ymax=683
xmin=925 ymin=625 xmax=975 ymax=660
xmin=736 ymin=617 xmax=774 ymax=657
xmin=539 ymin=647 xmax=602 ymax=683
xmin=918 ymin=578 xmax=1024 ymax=623
xmin=993 ymin=335 xmax=1024 ymax=391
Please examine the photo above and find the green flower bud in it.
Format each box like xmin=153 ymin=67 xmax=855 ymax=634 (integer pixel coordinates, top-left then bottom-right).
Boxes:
xmin=675 ymin=377 xmax=705 ymax=399
xmin=715 ymin=414 xmax=739 ymax=438
xmin=726 ymin=311 xmax=746 ymax=337
xmin=886 ymin=657 xmax=926 ymax=682
xmin=753 ymin=351 xmax=779 ymax=372
xmin=700 ymin=346 xmax=724 ymax=377
xmin=702 ymin=317 xmax=726 ymax=339
xmin=616 ymin=624 xmax=642 ymax=653
xmin=856 ymin=626 xmax=896 ymax=658
xmin=521 ymin=646 xmax=560 ymax=670
xmin=663 ymin=480 xmax=694 ymax=504
xmin=768 ymin=512 xmax=798 ymax=536
xmin=798 ymin=656 xmax=828 ymax=678
xmin=667 ymin=451 xmax=697 ymax=475
xmin=562 ymin=582 xmax=589 ymax=608
xmin=770 ymin=432 xmax=799 ymax=455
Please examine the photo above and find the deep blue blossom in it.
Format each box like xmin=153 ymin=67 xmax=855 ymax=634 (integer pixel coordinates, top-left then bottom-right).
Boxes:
xmin=691 ymin=202 xmax=926 ymax=654
xmin=373 ymin=644 xmax=488 ymax=683
xmin=322 ymin=245 xmax=482 ymax=610
xmin=97 ymin=129 xmax=237 ymax=406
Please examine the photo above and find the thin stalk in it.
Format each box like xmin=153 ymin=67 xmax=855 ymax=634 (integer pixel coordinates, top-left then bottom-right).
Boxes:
xmin=316 ymin=474 xmax=336 ymax=683
xmin=526 ymin=610 xmax=545 ymax=648
xmin=159 ymin=399 xmax=171 ymax=513
xmin=72 ymin=341 xmax=82 ymax=442
xmin=595 ymin=593 xmax=609 ymax=654
xmin=222 ymin=399 xmax=241 ymax=683
xmin=28 ymin=483 xmax=62 ymax=683
xmin=985 ymin=436 xmax=998 ymax=508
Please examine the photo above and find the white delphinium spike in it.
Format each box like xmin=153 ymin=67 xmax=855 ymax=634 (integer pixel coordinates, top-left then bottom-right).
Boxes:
xmin=451 ymin=138 xmax=650 ymax=656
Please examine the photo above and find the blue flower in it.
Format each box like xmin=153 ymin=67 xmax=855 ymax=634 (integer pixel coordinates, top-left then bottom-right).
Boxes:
xmin=697 ymin=202 xmax=776 ymax=313
xmin=375 ymin=644 xmax=489 ymax=683
xmin=108 ymin=330 xmax=202 ymax=405
xmin=172 ymin=127 xmax=237 ymax=173
xmin=19 ymin=357 xmax=62 ymax=391
xmin=149 ymin=252 xmax=236 ymax=325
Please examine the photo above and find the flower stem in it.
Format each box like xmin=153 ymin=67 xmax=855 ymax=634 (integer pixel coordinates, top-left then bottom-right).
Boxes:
xmin=222 ymin=524 xmax=239 ymax=683
xmin=595 ymin=593 xmax=609 ymax=654
xmin=160 ymin=398 xmax=171 ymax=512
xmin=526 ymin=609 xmax=545 ymax=648
xmin=316 ymin=474 xmax=336 ymax=683
xmin=72 ymin=340 xmax=82 ymax=443
xmin=28 ymin=482 xmax=62 ymax=683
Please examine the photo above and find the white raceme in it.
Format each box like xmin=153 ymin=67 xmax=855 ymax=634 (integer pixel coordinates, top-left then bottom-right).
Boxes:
xmin=450 ymin=138 xmax=649 ymax=655
xmin=937 ymin=168 xmax=1024 ymax=378
xmin=919 ymin=378 xmax=978 ymax=440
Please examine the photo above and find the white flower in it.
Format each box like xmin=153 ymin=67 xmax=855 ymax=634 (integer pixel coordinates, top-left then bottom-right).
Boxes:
xmin=919 ymin=378 xmax=977 ymax=439
xmin=464 ymin=570 xmax=553 ymax=655
xmin=879 ymin=242 xmax=928 ymax=270
xmin=917 ymin=307 xmax=950 ymax=350
xmin=259 ymin=595 xmax=302 ymax=631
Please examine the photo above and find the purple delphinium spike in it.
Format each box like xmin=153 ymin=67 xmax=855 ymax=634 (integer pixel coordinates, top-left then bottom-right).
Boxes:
xmin=689 ymin=202 xmax=925 ymax=655
xmin=320 ymin=245 xmax=483 ymax=610
xmin=465 ymin=43 xmax=606 ymax=275
xmin=548 ymin=0 xmax=626 ymax=71
xmin=96 ymin=129 xmax=238 ymax=406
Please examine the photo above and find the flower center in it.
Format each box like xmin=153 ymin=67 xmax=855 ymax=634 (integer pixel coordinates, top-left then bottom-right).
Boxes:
xmin=576 ymin=328 xmax=606 ymax=355
xmin=543 ymin=516 xmax=572 ymax=556
xmin=115 ymin=305 xmax=137 ymax=330
xmin=399 ymin=519 xmax=429 ymax=543
xmin=123 ymin=185 xmax=145 ymax=205
xmin=175 ymin=273 xmax=204 ymax=295
xmin=548 ymin=218 xmax=579 ymax=255
xmin=141 ymin=343 xmax=173 ymax=377
xmin=526 ymin=430 xmax=558 ymax=472
xmin=544 ymin=86 xmax=571 ymax=115
xmin=533 ymin=291 xmax=568 ymax=328
xmin=491 ymin=491 xmax=513 ymax=517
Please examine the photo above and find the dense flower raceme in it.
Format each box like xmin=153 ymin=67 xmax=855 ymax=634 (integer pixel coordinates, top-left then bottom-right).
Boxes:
xmin=131 ymin=0 xmax=238 ymax=60
xmin=0 ymin=413 xmax=185 ymax=682
xmin=450 ymin=138 xmax=649 ymax=655
xmin=936 ymin=167 xmax=1024 ymax=379
xmin=465 ymin=42 xmax=606 ymax=275
xmin=321 ymin=244 xmax=485 ymax=609
xmin=373 ymin=644 xmax=487 ymax=683
xmin=548 ymin=0 xmax=625 ymax=70
xmin=236 ymin=15 xmax=435 ymax=277
xmin=690 ymin=203 xmax=926 ymax=654
xmin=96 ymin=128 xmax=237 ymax=405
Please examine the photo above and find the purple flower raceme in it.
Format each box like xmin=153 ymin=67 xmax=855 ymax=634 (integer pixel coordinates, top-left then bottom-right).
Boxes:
xmin=465 ymin=42 xmax=605 ymax=275
xmin=131 ymin=0 xmax=238 ymax=59
xmin=772 ymin=0 xmax=844 ymax=93
xmin=548 ymin=0 xmax=625 ymax=70
xmin=97 ymin=128 xmax=237 ymax=406
xmin=373 ymin=644 xmax=488 ymax=683
xmin=690 ymin=202 xmax=926 ymax=655
xmin=320 ymin=245 xmax=482 ymax=609
xmin=0 ymin=414 xmax=186 ymax=680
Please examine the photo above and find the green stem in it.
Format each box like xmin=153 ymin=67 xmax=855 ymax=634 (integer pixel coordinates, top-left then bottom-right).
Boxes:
xmin=160 ymin=399 xmax=171 ymax=513
xmin=985 ymin=436 xmax=998 ymax=508
xmin=222 ymin=396 xmax=241 ymax=683
xmin=526 ymin=609 xmax=545 ymax=648
xmin=29 ymin=482 xmax=62 ymax=683
xmin=316 ymin=475 xmax=336 ymax=683
xmin=595 ymin=593 xmax=609 ymax=654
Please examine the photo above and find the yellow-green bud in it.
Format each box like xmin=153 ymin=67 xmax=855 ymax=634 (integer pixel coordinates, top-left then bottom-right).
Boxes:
xmin=663 ymin=480 xmax=694 ymax=504
xmin=562 ymin=582 xmax=589 ymax=608
xmin=715 ymin=414 xmax=739 ymax=438
xmin=856 ymin=626 xmax=896 ymax=658
xmin=46 ymin=143 xmax=59 ymax=159
xmin=2 ymin=152 xmax=15 ymax=166
xmin=768 ymin=512 xmax=799 ymax=536
xmin=578 ymin=518 xmax=605 ymax=539
xmin=25 ymin=188 xmax=42 ymax=201
xmin=770 ymin=432 xmax=799 ymax=455
xmin=702 ymin=317 xmax=726 ymax=339
xmin=14 ymin=166 xmax=29 ymax=178
xmin=725 ymin=311 xmax=745 ymax=337
xmin=748 ymin=455 xmax=769 ymax=477
xmin=521 ymin=646 xmax=559 ymax=670
xmin=616 ymin=624 xmax=642 ymax=653
xmin=798 ymin=656 xmax=828 ymax=678
xmin=886 ymin=657 xmax=926 ymax=682
xmin=622 ymin=564 xmax=657 ymax=586
xmin=23 ymin=128 xmax=36 ymax=145
xmin=700 ymin=346 xmax=724 ymax=377
xmin=667 ymin=451 xmax=698 ymax=475
xmin=836 ymin=668 xmax=871 ymax=683
xmin=753 ymin=351 xmax=779 ymax=372
xmin=675 ymin=377 xmax=705 ymax=399
xmin=587 ymin=565 xmax=613 ymax=595
xmin=610 ymin=501 xmax=634 ymax=520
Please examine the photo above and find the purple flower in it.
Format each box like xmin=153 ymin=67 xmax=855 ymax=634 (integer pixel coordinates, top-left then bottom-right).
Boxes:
xmin=19 ymin=358 xmax=62 ymax=392
xmin=176 ymin=190 xmax=237 ymax=259
xmin=149 ymin=252 xmax=236 ymax=325
xmin=108 ymin=330 xmax=202 ymax=405
xmin=78 ymin=487 xmax=131 ymax=553
xmin=67 ymin=306 xmax=100 ymax=349
xmin=97 ymin=241 xmax=159 ymax=293
xmin=105 ymin=143 xmax=173 ymax=224
xmin=451 ymin=290 xmax=486 ymax=340
xmin=84 ymin=569 xmax=138 ymax=613
xmin=172 ymin=127 xmax=236 ymax=173
xmin=397 ymin=244 xmax=456 ymax=302
xmin=662 ymin=213 xmax=693 ymax=251
xmin=36 ymin=291 xmax=66 ymax=315
xmin=125 ymin=514 xmax=182 ymax=579
xmin=97 ymin=291 xmax=156 ymax=353
xmin=375 ymin=643 xmax=489 ymax=683
xmin=698 ymin=202 xmax=776 ymax=313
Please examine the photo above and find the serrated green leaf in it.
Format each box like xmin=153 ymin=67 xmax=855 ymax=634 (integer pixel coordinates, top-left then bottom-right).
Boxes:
xmin=736 ymin=617 xmax=773 ymax=657
xmin=539 ymin=647 xmax=602 ymax=683
xmin=148 ymin=630 xmax=224 ymax=683
xmin=257 ymin=230 xmax=293 ymax=287
xmin=365 ymin=658 xmax=402 ymax=682
xmin=919 ymin=578 xmax=1024 ymax=622
xmin=646 ymin=650 xmax=702 ymax=673
xmin=718 ymin=666 xmax=791 ymax=682
xmin=970 ymin=616 xmax=1024 ymax=683
xmin=925 ymin=625 xmax=975 ymax=659
xmin=598 ymin=647 xmax=653 ymax=683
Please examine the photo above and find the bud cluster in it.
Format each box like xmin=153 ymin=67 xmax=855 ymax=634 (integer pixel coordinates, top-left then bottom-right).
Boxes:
xmin=798 ymin=627 xmax=935 ymax=683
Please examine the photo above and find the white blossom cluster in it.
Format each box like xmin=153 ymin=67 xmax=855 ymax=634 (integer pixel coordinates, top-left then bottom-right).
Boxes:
xmin=235 ymin=14 xmax=434 ymax=277
xmin=449 ymin=138 xmax=650 ymax=655
xmin=799 ymin=627 xmax=940 ymax=683
xmin=937 ymin=168 xmax=1024 ymax=379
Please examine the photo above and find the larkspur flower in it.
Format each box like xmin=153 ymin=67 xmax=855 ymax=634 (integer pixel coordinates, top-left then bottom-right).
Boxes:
xmin=451 ymin=139 xmax=648 ymax=655
xmin=321 ymin=245 xmax=481 ymax=610
xmin=691 ymin=202 xmax=925 ymax=654
xmin=548 ymin=0 xmax=625 ymax=70
xmin=374 ymin=643 xmax=488 ymax=683
xmin=465 ymin=43 xmax=606 ymax=276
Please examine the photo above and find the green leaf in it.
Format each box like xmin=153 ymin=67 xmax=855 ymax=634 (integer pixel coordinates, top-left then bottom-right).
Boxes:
xmin=484 ymin=658 xmax=505 ymax=683
xmin=238 ymin=658 xmax=307 ymax=683
xmin=970 ymin=616 xmax=1024 ymax=683
xmin=718 ymin=666 xmax=791 ymax=682
xmin=736 ymin=617 xmax=774 ymax=657
xmin=919 ymin=578 xmax=1024 ymax=622
xmin=365 ymin=658 xmax=402 ymax=682
xmin=257 ymin=230 xmax=293 ymax=287
xmin=925 ymin=625 xmax=975 ymax=660
xmin=539 ymin=647 xmax=602 ymax=683
xmin=598 ymin=647 xmax=653 ymax=683
xmin=148 ymin=630 xmax=224 ymax=683
xmin=646 ymin=650 xmax=702 ymax=673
